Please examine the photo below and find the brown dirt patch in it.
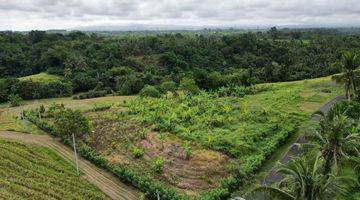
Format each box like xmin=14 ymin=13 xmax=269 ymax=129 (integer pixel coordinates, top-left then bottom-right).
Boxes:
xmin=138 ymin=132 xmax=230 ymax=194
xmin=89 ymin=114 xmax=231 ymax=196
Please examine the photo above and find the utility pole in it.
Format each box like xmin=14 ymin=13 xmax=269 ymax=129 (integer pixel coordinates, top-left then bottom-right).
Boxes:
xmin=72 ymin=133 xmax=79 ymax=175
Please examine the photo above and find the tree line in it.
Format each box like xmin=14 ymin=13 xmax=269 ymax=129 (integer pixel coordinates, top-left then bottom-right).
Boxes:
xmin=1 ymin=29 xmax=360 ymax=102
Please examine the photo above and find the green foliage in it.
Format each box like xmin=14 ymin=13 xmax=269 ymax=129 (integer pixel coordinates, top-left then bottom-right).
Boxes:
xmin=126 ymin=77 xmax=342 ymax=180
xmin=154 ymin=157 xmax=165 ymax=173
xmin=179 ymin=77 xmax=200 ymax=94
xmin=138 ymin=128 xmax=147 ymax=139
xmin=1 ymin=30 xmax=358 ymax=99
xmin=91 ymin=104 xmax=112 ymax=112
xmin=12 ymin=77 xmax=73 ymax=101
xmin=73 ymin=90 xmax=108 ymax=99
xmin=139 ymin=85 xmax=161 ymax=98
xmin=132 ymin=147 xmax=144 ymax=158
xmin=53 ymin=108 xmax=90 ymax=138
xmin=7 ymin=93 xmax=22 ymax=107
xmin=250 ymin=155 xmax=355 ymax=200
xmin=160 ymin=81 xmax=178 ymax=94
xmin=182 ymin=141 xmax=193 ymax=160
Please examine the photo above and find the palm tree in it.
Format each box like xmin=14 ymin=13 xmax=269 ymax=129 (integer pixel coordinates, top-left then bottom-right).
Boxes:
xmin=250 ymin=155 xmax=353 ymax=200
xmin=314 ymin=107 xmax=360 ymax=174
xmin=341 ymin=52 xmax=359 ymax=100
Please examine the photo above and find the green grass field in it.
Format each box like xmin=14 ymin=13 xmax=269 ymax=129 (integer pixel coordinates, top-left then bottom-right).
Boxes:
xmin=0 ymin=139 xmax=109 ymax=199
xmin=18 ymin=72 xmax=61 ymax=83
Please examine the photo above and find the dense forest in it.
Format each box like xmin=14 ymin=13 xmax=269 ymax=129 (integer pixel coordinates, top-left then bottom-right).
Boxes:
xmin=1 ymin=28 xmax=360 ymax=102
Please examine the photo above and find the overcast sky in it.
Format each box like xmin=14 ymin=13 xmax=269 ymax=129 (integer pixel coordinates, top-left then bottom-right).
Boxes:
xmin=1 ymin=0 xmax=360 ymax=31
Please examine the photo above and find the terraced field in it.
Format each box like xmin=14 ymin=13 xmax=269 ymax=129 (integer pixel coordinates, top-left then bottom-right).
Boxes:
xmin=0 ymin=139 xmax=110 ymax=199
xmin=8 ymin=75 xmax=344 ymax=198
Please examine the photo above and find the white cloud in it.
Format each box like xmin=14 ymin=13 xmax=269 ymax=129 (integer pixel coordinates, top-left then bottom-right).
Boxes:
xmin=0 ymin=0 xmax=359 ymax=30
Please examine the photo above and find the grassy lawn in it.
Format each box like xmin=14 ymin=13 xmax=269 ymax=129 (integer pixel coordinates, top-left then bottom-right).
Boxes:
xmin=18 ymin=72 xmax=61 ymax=83
xmin=0 ymin=139 xmax=109 ymax=199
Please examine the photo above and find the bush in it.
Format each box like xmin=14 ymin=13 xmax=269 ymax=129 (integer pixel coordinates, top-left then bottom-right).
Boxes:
xmin=182 ymin=142 xmax=193 ymax=160
xmin=17 ymin=79 xmax=72 ymax=100
xmin=132 ymin=147 xmax=144 ymax=158
xmin=138 ymin=128 xmax=147 ymax=139
xmin=23 ymin=110 xmax=57 ymax=135
xmin=160 ymin=81 xmax=177 ymax=94
xmin=154 ymin=157 xmax=165 ymax=173
xmin=73 ymin=90 xmax=108 ymax=99
xmin=139 ymin=85 xmax=161 ymax=98
xmin=53 ymin=108 xmax=90 ymax=138
xmin=8 ymin=93 xmax=22 ymax=107
xmin=179 ymin=77 xmax=200 ymax=95
xmin=91 ymin=104 xmax=112 ymax=112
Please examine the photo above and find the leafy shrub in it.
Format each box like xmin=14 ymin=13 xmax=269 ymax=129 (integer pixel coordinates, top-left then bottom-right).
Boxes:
xmin=139 ymin=85 xmax=161 ymax=98
xmin=154 ymin=157 xmax=165 ymax=173
xmin=321 ymin=88 xmax=332 ymax=93
xmin=138 ymin=128 xmax=147 ymax=139
xmin=53 ymin=108 xmax=90 ymax=138
xmin=115 ymin=70 xmax=144 ymax=95
xmin=17 ymin=79 xmax=72 ymax=100
xmin=179 ymin=77 xmax=200 ymax=95
xmin=132 ymin=147 xmax=144 ymax=158
xmin=78 ymin=144 xmax=108 ymax=168
xmin=23 ymin=110 xmax=57 ymax=135
xmin=160 ymin=81 xmax=177 ymax=94
xmin=182 ymin=142 xmax=193 ymax=160
xmin=73 ymin=90 xmax=108 ymax=99
xmin=8 ymin=93 xmax=22 ymax=107
xmin=91 ymin=104 xmax=112 ymax=112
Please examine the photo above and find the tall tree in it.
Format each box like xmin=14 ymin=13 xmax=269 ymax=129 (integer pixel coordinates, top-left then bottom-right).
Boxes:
xmin=314 ymin=107 xmax=360 ymax=174
xmin=342 ymin=52 xmax=359 ymax=100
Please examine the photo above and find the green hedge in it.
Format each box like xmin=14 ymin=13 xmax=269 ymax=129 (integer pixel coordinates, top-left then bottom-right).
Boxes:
xmin=18 ymin=79 xmax=72 ymax=100
xmin=73 ymin=90 xmax=108 ymax=100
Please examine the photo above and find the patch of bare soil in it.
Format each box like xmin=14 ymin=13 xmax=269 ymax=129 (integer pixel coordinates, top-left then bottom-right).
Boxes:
xmin=89 ymin=113 xmax=231 ymax=196
xmin=139 ymin=132 xmax=230 ymax=194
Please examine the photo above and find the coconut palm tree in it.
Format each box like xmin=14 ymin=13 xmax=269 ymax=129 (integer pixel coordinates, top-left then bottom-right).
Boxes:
xmin=314 ymin=107 xmax=360 ymax=174
xmin=249 ymin=155 xmax=353 ymax=200
xmin=341 ymin=52 xmax=359 ymax=100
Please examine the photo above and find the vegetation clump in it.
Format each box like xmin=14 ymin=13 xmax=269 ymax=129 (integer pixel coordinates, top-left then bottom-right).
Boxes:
xmin=7 ymin=93 xmax=22 ymax=107
xmin=132 ymin=147 xmax=144 ymax=158
xmin=139 ymin=85 xmax=161 ymax=98
xmin=154 ymin=157 xmax=165 ymax=173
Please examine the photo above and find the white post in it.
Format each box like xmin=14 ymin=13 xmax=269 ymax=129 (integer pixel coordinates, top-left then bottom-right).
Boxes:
xmin=157 ymin=191 xmax=160 ymax=200
xmin=72 ymin=133 xmax=79 ymax=175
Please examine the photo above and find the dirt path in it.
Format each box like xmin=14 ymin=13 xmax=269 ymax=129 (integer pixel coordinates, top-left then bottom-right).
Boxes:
xmin=0 ymin=131 xmax=141 ymax=200
xmin=262 ymin=95 xmax=346 ymax=184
